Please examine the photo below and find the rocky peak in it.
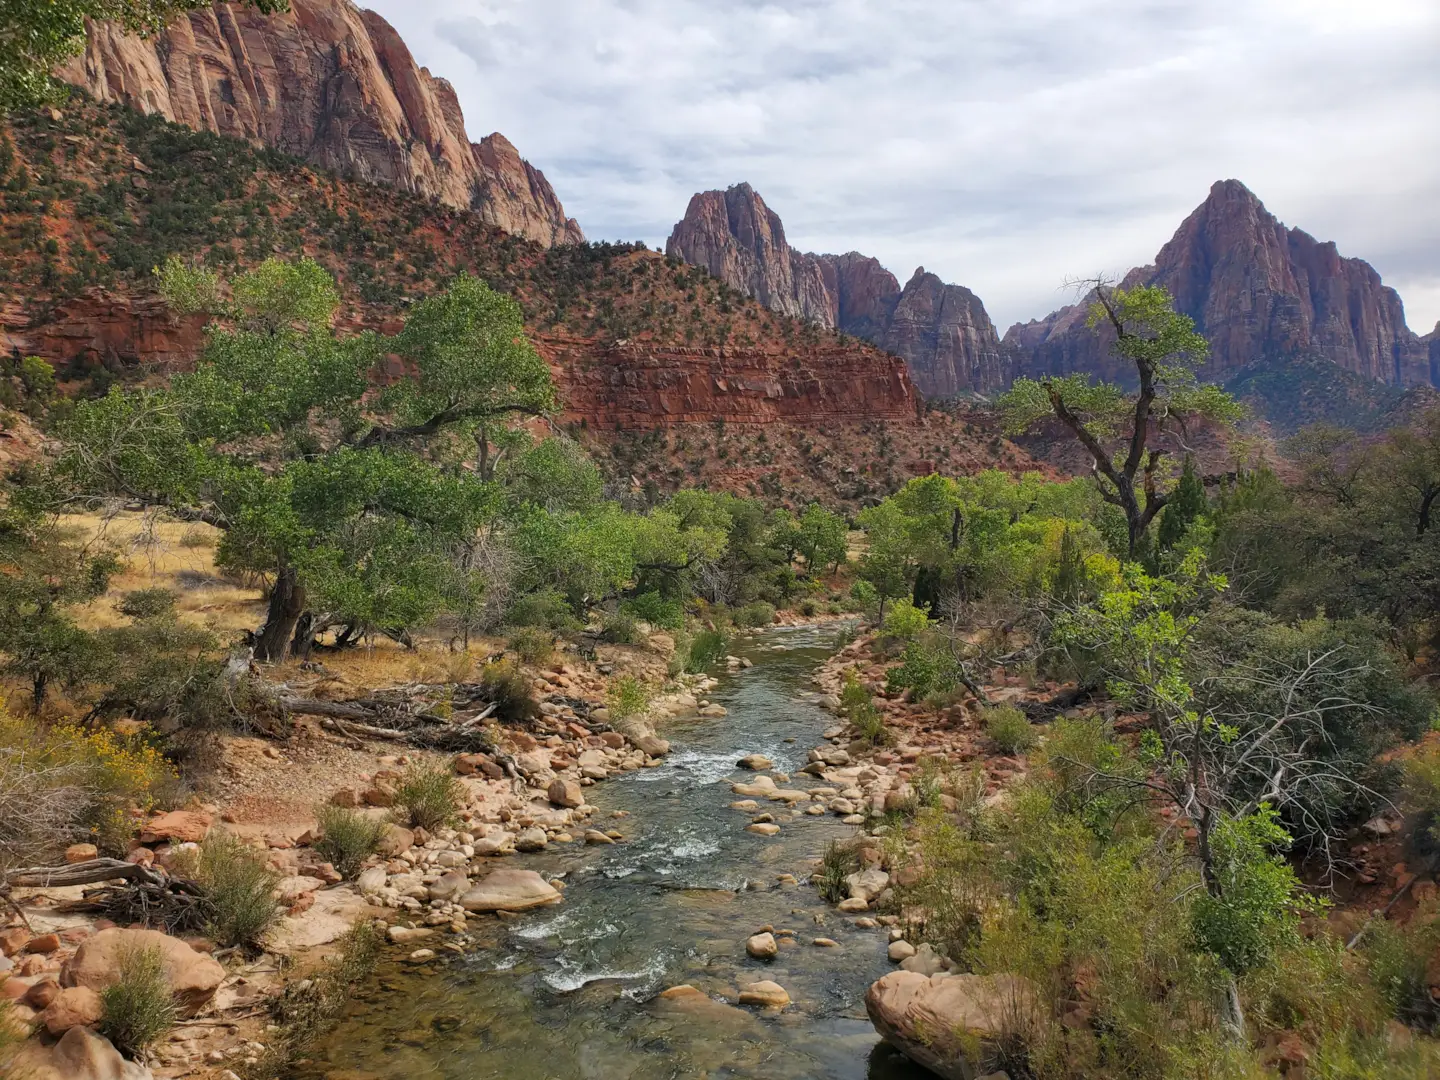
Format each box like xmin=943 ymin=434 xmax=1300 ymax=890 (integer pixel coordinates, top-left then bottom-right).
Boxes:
xmin=667 ymin=187 xmax=1006 ymax=397
xmin=1006 ymin=179 xmax=1428 ymax=390
xmin=62 ymin=0 xmax=582 ymax=247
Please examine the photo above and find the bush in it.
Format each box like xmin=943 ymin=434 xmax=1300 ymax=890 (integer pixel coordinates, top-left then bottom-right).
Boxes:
xmin=886 ymin=639 xmax=959 ymax=701
xmin=815 ymin=839 xmax=862 ymax=903
xmin=798 ymin=598 xmax=818 ymax=617
xmin=313 ymin=804 xmax=386 ymax=880
xmin=195 ymin=831 xmax=281 ymax=949
xmin=504 ymin=589 xmax=579 ymax=632
xmin=881 ymin=597 xmax=929 ymax=640
xmin=600 ymin=611 xmax=641 ymax=644
xmin=848 ymin=578 xmax=877 ymax=613
xmin=985 ymin=705 xmax=1038 ymax=755
xmin=606 ymin=675 xmax=651 ymax=721
xmin=1361 ymin=909 xmax=1440 ymax=1028
xmin=480 ymin=659 xmax=540 ymax=724
xmin=621 ymin=591 xmax=683 ymax=631
xmin=684 ymin=630 xmax=728 ymax=673
xmin=733 ymin=601 xmax=776 ymax=628
xmin=394 ymin=763 xmax=462 ymax=831
xmin=116 ymin=587 xmax=177 ymax=621
xmin=99 ymin=942 xmax=176 ymax=1058
xmin=506 ymin=625 xmax=555 ymax=666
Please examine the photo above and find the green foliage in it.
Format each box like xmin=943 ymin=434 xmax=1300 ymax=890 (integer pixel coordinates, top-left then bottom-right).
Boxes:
xmin=881 ymin=597 xmax=929 ymax=640
xmin=1361 ymin=910 xmax=1440 ymax=1029
xmin=684 ymin=629 xmax=728 ymax=673
xmin=886 ymin=638 xmax=961 ymax=700
xmin=394 ymin=763 xmax=463 ymax=832
xmin=599 ymin=610 xmax=641 ymax=645
xmin=195 ymin=831 xmax=281 ymax=948
xmin=621 ymin=590 xmax=684 ymax=631
xmin=815 ymin=839 xmax=862 ymax=903
xmin=506 ymin=626 xmax=556 ymax=666
xmin=98 ymin=943 xmax=177 ymax=1058
xmin=785 ymin=502 xmax=847 ymax=574
xmin=504 ymin=589 xmax=580 ymax=632
xmin=1403 ymin=744 xmax=1440 ymax=845
xmin=839 ymin=668 xmax=889 ymax=745
xmin=480 ymin=659 xmax=539 ymax=724
xmin=985 ymin=705 xmax=1037 ymax=755
xmin=732 ymin=600 xmax=776 ymax=628
xmin=313 ymin=804 xmax=386 ymax=880
xmin=1189 ymin=806 xmax=1317 ymax=976
xmin=1157 ymin=455 xmax=1208 ymax=552
xmin=605 ymin=675 xmax=650 ymax=721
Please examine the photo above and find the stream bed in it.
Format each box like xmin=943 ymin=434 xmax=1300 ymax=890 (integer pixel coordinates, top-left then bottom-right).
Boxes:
xmin=293 ymin=623 xmax=932 ymax=1080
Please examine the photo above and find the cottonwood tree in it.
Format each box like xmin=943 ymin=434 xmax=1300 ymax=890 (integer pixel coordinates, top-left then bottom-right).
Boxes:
xmin=999 ymin=283 xmax=1241 ymax=558
xmin=50 ymin=260 xmax=554 ymax=662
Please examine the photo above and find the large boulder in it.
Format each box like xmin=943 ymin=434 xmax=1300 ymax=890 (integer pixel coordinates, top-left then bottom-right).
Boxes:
xmin=138 ymin=810 xmax=212 ymax=844
xmin=865 ymin=970 xmax=1035 ymax=1080
xmin=459 ymin=869 xmax=563 ymax=913
xmin=547 ymin=777 xmax=584 ymax=809
xmin=39 ymin=986 xmax=103 ymax=1035
xmin=63 ymin=929 xmax=224 ymax=1016
xmin=13 ymin=1025 xmax=153 ymax=1080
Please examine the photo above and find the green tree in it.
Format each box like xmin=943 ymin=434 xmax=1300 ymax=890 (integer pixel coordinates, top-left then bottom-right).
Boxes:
xmin=1156 ymin=454 xmax=1208 ymax=552
xmin=794 ymin=502 xmax=847 ymax=575
xmin=0 ymin=1 xmax=289 ymax=112
xmin=999 ymin=284 xmax=1240 ymax=558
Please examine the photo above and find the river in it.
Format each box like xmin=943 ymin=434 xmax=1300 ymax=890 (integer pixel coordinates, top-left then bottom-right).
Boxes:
xmin=293 ymin=622 xmax=932 ymax=1080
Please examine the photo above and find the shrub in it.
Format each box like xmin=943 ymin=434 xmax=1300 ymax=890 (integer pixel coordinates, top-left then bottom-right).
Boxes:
xmin=848 ymin=578 xmax=877 ymax=613
xmin=394 ymin=763 xmax=462 ymax=831
xmin=621 ymin=590 xmax=684 ymax=631
xmin=504 ymin=589 xmax=579 ymax=632
xmin=684 ymin=630 xmax=728 ymax=673
xmin=733 ymin=601 xmax=776 ymax=628
xmin=886 ymin=639 xmax=958 ymax=700
xmin=480 ymin=659 xmax=540 ymax=724
xmin=798 ymin=598 xmax=818 ymax=617
xmin=985 ymin=705 xmax=1038 ymax=755
xmin=313 ymin=804 xmax=386 ymax=880
xmin=99 ymin=943 xmax=176 ymax=1058
xmin=506 ymin=625 xmax=555 ymax=666
xmin=116 ymin=587 xmax=177 ymax=621
xmin=195 ymin=831 xmax=281 ymax=949
xmin=1403 ymin=744 xmax=1440 ymax=847
xmin=815 ymin=839 xmax=862 ymax=903
xmin=881 ymin=597 xmax=929 ymax=640
xmin=600 ymin=611 xmax=641 ymax=644
xmin=1361 ymin=909 xmax=1440 ymax=1028
xmin=606 ymin=675 xmax=651 ymax=721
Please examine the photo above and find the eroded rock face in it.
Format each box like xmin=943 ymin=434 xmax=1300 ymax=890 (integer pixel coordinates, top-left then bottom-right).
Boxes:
xmin=1005 ymin=179 xmax=1430 ymax=388
xmin=63 ymin=1 xmax=582 ymax=247
xmin=666 ymin=185 xmax=1005 ymax=397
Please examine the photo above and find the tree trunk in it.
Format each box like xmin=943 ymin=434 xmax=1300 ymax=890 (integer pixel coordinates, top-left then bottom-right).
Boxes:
xmin=31 ymin=671 xmax=48 ymax=714
xmin=291 ymin=612 xmax=319 ymax=661
xmin=255 ymin=564 xmax=306 ymax=664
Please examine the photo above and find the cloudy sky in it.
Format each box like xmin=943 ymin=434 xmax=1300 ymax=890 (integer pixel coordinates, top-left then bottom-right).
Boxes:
xmin=365 ymin=0 xmax=1440 ymax=332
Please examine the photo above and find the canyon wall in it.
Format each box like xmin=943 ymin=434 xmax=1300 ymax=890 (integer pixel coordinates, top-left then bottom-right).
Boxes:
xmin=62 ymin=0 xmax=583 ymax=246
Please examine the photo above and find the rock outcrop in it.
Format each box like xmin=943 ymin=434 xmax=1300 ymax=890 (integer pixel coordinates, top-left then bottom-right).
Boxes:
xmin=62 ymin=0 xmax=582 ymax=246
xmin=1005 ymin=180 xmax=1430 ymax=388
xmin=666 ymin=185 xmax=1007 ymax=398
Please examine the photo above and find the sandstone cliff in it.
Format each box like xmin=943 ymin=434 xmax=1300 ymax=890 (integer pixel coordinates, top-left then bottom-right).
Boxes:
xmin=667 ymin=185 xmax=1007 ymax=398
xmin=1005 ymin=180 xmax=1429 ymax=388
xmin=62 ymin=0 xmax=583 ymax=247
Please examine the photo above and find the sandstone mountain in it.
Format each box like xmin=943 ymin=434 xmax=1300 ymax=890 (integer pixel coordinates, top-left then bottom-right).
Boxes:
xmin=667 ymin=184 xmax=1011 ymax=398
xmin=1004 ymin=180 xmax=1430 ymax=390
xmin=62 ymin=0 xmax=583 ymax=247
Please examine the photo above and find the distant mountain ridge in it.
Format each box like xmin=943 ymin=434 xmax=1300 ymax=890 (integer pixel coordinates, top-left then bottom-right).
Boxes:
xmin=666 ymin=184 xmax=1011 ymax=399
xmin=63 ymin=0 xmax=584 ymax=247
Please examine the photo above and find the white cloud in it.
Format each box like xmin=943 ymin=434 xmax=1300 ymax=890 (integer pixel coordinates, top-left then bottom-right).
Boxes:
xmin=364 ymin=0 xmax=1440 ymax=332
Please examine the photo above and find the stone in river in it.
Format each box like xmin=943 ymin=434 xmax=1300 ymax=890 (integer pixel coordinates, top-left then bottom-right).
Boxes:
xmin=838 ymin=897 xmax=869 ymax=913
xmin=729 ymin=800 xmax=759 ymax=811
xmin=731 ymin=776 xmax=777 ymax=797
xmin=459 ymin=869 xmax=563 ymax=913
xmin=584 ymin=830 xmax=615 ymax=845
xmin=866 ymin=970 xmax=1036 ymax=1080
xmin=738 ymin=980 xmax=791 ymax=1008
xmin=745 ymin=932 xmax=778 ymax=959
xmin=746 ymin=823 xmax=781 ymax=836
xmin=514 ymin=828 xmax=548 ymax=852
xmin=888 ymin=940 xmax=916 ymax=963
xmin=737 ymin=754 xmax=773 ymax=770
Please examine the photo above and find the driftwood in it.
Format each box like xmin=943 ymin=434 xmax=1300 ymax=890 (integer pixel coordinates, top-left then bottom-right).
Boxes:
xmin=272 ymin=682 xmax=513 ymax=754
xmin=4 ymin=858 xmax=162 ymax=889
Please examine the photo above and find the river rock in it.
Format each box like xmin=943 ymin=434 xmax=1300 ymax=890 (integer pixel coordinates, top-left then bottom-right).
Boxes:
xmin=473 ymin=834 xmax=515 ymax=856
xmin=737 ymin=754 xmax=773 ymax=770
xmin=738 ymin=980 xmax=791 ymax=1008
xmin=846 ymin=868 xmax=890 ymax=903
xmin=459 ymin=870 xmax=562 ymax=913
xmin=428 ymin=870 xmax=469 ymax=902
xmin=514 ymin=828 xmax=548 ymax=852
xmin=547 ymin=778 xmax=584 ymax=809
xmin=653 ymin=985 xmax=757 ymax=1028
xmin=746 ymin=823 xmax=781 ymax=836
xmin=866 ymin=970 xmax=1035 ymax=1080
xmin=888 ymin=940 xmax=916 ymax=963
xmin=356 ymin=867 xmax=388 ymax=895
xmin=731 ymin=776 xmax=777 ymax=797
xmin=837 ymin=897 xmax=869 ymax=913
xmin=746 ymin=932 xmax=778 ymax=959
xmin=769 ymin=789 xmax=810 ymax=803
xmin=583 ymin=830 xmax=615 ymax=845
xmin=40 ymin=986 xmax=103 ymax=1035
xmin=14 ymin=1025 xmax=154 ymax=1080
xmin=64 ymin=928 xmax=224 ymax=1015
xmin=698 ymin=704 xmax=728 ymax=718
xmin=387 ymin=926 xmax=434 ymax=945
xmin=899 ymin=943 xmax=947 ymax=976
xmin=634 ymin=734 xmax=670 ymax=757
xmin=729 ymin=800 xmax=759 ymax=811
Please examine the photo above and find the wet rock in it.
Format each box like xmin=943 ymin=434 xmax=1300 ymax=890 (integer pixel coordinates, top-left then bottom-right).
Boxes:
xmin=899 ymin=943 xmax=947 ymax=976
xmin=514 ymin=828 xmax=548 ymax=853
xmin=738 ymin=980 xmax=791 ymax=1008
xmin=729 ymin=800 xmax=760 ymax=811
xmin=634 ymin=734 xmax=671 ymax=757
xmin=746 ymin=823 xmax=781 ymax=836
xmin=473 ymin=834 xmax=515 ymax=857
xmin=737 ymin=754 xmax=773 ymax=770
xmin=838 ymin=897 xmax=869 ymax=913
xmin=731 ymin=776 xmax=777 ymax=797
xmin=428 ymin=871 xmax=469 ymax=902
xmin=459 ymin=869 xmax=563 ymax=913
xmin=698 ymin=704 xmax=729 ymax=718
xmin=888 ymin=940 xmax=916 ymax=963
xmin=583 ymin=830 xmax=615 ymax=845
xmin=64 ymin=928 xmax=224 ymax=1015
xmin=813 ymin=938 xmax=839 ymax=948
xmin=387 ymin=926 xmax=434 ymax=945
xmin=866 ymin=970 xmax=1035 ymax=1080
xmin=769 ymin=789 xmax=810 ymax=804
xmin=746 ymin=932 xmax=778 ymax=959
xmin=846 ymin=868 xmax=890 ymax=903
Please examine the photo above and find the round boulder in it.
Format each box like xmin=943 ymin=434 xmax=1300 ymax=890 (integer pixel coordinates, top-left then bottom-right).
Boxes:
xmin=459 ymin=869 xmax=563 ymax=913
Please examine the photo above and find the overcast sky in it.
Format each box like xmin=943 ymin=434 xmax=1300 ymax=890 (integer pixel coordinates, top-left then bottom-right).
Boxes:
xmin=365 ymin=0 xmax=1440 ymax=333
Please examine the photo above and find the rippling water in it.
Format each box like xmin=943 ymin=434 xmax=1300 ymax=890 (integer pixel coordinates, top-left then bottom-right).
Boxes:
xmin=294 ymin=623 xmax=932 ymax=1080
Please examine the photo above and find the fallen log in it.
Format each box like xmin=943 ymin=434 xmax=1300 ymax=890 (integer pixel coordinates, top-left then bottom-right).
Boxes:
xmin=5 ymin=858 xmax=162 ymax=889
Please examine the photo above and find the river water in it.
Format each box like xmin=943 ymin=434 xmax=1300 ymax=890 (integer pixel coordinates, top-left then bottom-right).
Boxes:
xmin=295 ymin=623 xmax=931 ymax=1080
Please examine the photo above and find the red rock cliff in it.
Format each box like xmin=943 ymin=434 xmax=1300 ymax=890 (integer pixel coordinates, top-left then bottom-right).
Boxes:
xmin=667 ymin=185 xmax=1007 ymax=398
xmin=1005 ymin=180 xmax=1429 ymax=387
xmin=61 ymin=0 xmax=583 ymax=247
